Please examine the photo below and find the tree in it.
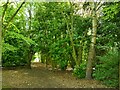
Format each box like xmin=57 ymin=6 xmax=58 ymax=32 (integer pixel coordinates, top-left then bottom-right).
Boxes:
xmin=26 ymin=2 xmax=33 ymax=69
xmin=4 ymin=0 xmax=25 ymax=29
xmin=93 ymin=2 xmax=120 ymax=87
xmin=0 ymin=23 xmax=1 ymax=90
xmin=1 ymin=0 xmax=9 ymax=66
xmin=85 ymin=2 xmax=98 ymax=79
xmin=2 ymin=1 xmax=36 ymax=67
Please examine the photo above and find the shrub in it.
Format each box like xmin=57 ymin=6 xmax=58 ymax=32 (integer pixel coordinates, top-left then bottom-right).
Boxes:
xmin=73 ymin=63 xmax=86 ymax=78
xmin=93 ymin=47 xmax=119 ymax=88
xmin=58 ymin=60 xmax=68 ymax=70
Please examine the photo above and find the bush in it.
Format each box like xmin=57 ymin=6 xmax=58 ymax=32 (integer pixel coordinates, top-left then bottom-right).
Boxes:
xmin=2 ymin=50 xmax=28 ymax=67
xmin=49 ymin=37 xmax=72 ymax=70
xmin=93 ymin=47 xmax=119 ymax=88
xmin=58 ymin=60 xmax=68 ymax=70
xmin=73 ymin=63 xmax=86 ymax=78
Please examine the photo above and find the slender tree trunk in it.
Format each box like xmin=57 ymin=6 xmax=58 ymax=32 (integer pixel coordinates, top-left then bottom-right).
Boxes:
xmin=77 ymin=42 xmax=83 ymax=65
xmin=0 ymin=20 xmax=2 ymax=66
xmin=78 ymin=30 xmax=88 ymax=64
xmin=45 ymin=56 xmax=48 ymax=68
xmin=1 ymin=1 xmax=9 ymax=63
xmin=86 ymin=2 xmax=97 ymax=79
xmin=119 ymin=63 xmax=120 ymax=90
xmin=67 ymin=22 xmax=78 ymax=67
xmin=61 ymin=2 xmax=79 ymax=67
xmin=0 ymin=39 xmax=1 ymax=89
xmin=27 ymin=51 xmax=32 ymax=69
xmin=27 ymin=2 xmax=32 ymax=69
xmin=118 ymin=21 xmax=120 ymax=89
xmin=66 ymin=9 xmax=79 ymax=67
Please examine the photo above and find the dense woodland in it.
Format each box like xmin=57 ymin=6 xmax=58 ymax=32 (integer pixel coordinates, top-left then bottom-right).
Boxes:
xmin=0 ymin=0 xmax=120 ymax=88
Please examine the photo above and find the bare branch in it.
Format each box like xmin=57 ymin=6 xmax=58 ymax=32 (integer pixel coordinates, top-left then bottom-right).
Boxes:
xmin=96 ymin=2 xmax=104 ymax=11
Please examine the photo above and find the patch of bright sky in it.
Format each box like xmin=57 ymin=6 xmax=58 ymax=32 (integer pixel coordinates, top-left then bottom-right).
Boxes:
xmin=0 ymin=0 xmax=21 ymax=7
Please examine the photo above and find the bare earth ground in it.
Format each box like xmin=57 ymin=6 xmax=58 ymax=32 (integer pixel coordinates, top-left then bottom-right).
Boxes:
xmin=2 ymin=63 xmax=107 ymax=88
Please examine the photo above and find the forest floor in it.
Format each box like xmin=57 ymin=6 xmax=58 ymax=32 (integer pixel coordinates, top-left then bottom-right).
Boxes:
xmin=2 ymin=62 xmax=107 ymax=88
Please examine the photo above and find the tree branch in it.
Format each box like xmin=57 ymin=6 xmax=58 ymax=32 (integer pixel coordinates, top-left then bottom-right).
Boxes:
xmin=2 ymin=0 xmax=9 ymax=23
xmin=96 ymin=2 xmax=104 ymax=11
xmin=4 ymin=0 xmax=26 ymax=29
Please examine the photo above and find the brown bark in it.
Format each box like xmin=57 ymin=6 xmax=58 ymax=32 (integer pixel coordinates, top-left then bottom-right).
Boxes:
xmin=27 ymin=51 xmax=33 ymax=69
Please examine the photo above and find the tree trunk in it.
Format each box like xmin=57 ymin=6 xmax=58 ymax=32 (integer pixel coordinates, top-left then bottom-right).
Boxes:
xmin=27 ymin=51 xmax=33 ymax=69
xmin=77 ymin=41 xmax=83 ymax=65
xmin=38 ymin=51 xmax=41 ymax=62
xmin=45 ymin=56 xmax=48 ymax=68
xmin=67 ymin=23 xmax=78 ymax=67
xmin=86 ymin=2 xmax=97 ymax=79
xmin=27 ymin=2 xmax=32 ymax=69
xmin=0 ymin=20 xmax=2 ymax=66
xmin=119 ymin=49 xmax=120 ymax=90
xmin=66 ymin=11 xmax=78 ymax=67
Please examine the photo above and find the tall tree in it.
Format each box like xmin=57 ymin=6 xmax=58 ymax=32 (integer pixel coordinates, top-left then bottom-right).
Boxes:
xmin=0 ymin=17 xmax=1 ymax=68
xmin=27 ymin=2 xmax=32 ymax=69
xmin=86 ymin=2 xmax=97 ymax=79
xmin=66 ymin=2 xmax=80 ymax=67
xmin=1 ymin=0 xmax=9 ymax=66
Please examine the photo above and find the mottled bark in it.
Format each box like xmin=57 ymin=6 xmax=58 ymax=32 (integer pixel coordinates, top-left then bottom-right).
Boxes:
xmin=86 ymin=2 xmax=97 ymax=79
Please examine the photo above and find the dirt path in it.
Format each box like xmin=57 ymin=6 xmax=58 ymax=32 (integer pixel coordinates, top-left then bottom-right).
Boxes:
xmin=2 ymin=63 xmax=107 ymax=88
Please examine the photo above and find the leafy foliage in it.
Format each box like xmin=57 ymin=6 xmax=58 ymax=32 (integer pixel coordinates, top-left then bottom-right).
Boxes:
xmin=49 ymin=37 xmax=72 ymax=70
xmin=73 ymin=63 xmax=86 ymax=78
xmin=93 ymin=47 xmax=119 ymax=87
xmin=1 ymin=1 xmax=119 ymax=88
